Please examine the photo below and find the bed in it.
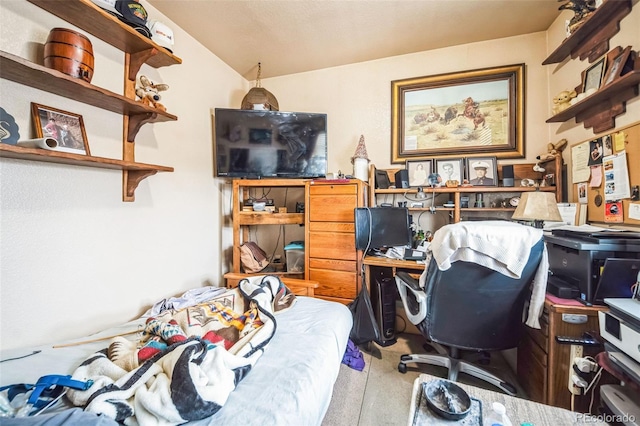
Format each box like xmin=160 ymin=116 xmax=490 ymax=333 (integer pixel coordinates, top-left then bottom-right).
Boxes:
xmin=0 ymin=276 xmax=353 ymax=425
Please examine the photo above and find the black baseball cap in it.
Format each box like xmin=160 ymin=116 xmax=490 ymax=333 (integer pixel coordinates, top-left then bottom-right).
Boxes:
xmin=115 ymin=0 xmax=151 ymax=38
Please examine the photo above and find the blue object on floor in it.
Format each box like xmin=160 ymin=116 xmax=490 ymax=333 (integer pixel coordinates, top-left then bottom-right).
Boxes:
xmin=342 ymin=339 xmax=365 ymax=371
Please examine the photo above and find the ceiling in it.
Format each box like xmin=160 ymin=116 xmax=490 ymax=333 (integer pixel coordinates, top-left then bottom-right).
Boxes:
xmin=147 ymin=0 xmax=562 ymax=80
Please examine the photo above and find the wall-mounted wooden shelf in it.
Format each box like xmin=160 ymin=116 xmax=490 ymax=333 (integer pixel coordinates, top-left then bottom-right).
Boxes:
xmin=0 ymin=143 xmax=171 ymax=172
xmin=0 ymin=51 xmax=177 ymax=127
xmin=26 ymin=0 xmax=181 ymax=69
xmin=546 ymin=68 xmax=640 ymax=133
xmin=0 ymin=144 xmax=173 ymax=198
xmin=543 ymin=0 xmax=632 ymax=65
xmin=2 ymin=0 xmax=183 ymax=201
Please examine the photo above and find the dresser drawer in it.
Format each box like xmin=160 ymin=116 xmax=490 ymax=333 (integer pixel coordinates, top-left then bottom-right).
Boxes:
xmin=308 ymin=231 xmax=356 ymax=260
xmin=517 ymin=332 xmax=548 ymax=403
xmin=309 ymin=268 xmax=358 ymax=299
xmin=308 ymin=185 xmax=357 ymax=222
xmin=525 ymin=322 xmax=549 ymax=354
xmin=308 ymin=221 xmax=355 ymax=233
xmin=309 ymin=184 xmax=357 ymax=196
xmin=309 ymin=258 xmax=356 ymax=272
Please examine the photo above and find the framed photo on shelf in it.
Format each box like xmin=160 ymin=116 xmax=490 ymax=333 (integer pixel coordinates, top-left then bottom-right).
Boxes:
xmin=390 ymin=63 xmax=525 ymax=162
xmin=434 ymin=158 xmax=464 ymax=184
xmin=582 ymin=55 xmax=606 ymax=94
xmin=406 ymin=159 xmax=432 ymax=187
xmin=466 ymin=156 xmax=498 ymax=186
xmin=602 ymin=46 xmax=632 ymax=86
xmin=31 ymin=103 xmax=90 ymax=155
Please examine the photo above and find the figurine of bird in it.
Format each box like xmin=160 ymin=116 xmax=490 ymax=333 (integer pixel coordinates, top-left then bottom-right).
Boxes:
xmin=558 ymin=0 xmax=597 ymax=33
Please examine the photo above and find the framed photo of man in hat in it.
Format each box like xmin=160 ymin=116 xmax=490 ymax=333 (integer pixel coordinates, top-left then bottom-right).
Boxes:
xmin=466 ymin=157 xmax=497 ymax=186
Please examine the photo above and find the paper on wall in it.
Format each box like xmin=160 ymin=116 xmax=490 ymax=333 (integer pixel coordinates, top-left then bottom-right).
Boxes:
xmin=590 ymin=165 xmax=602 ymax=187
xmin=603 ymin=151 xmax=631 ymax=201
xmin=629 ymin=203 xmax=640 ymax=221
xmin=544 ymin=203 xmax=579 ymax=231
xmin=613 ymin=131 xmax=626 ymax=151
xmin=571 ymin=141 xmax=591 ymax=183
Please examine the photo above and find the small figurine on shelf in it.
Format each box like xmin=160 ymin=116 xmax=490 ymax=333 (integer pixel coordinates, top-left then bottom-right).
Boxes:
xmin=559 ymin=0 xmax=597 ymax=34
xmin=535 ymin=138 xmax=567 ymax=174
xmin=552 ymin=90 xmax=577 ymax=115
xmin=351 ymin=135 xmax=370 ymax=182
xmin=135 ymin=75 xmax=169 ymax=111
xmin=536 ymin=138 xmax=568 ymax=162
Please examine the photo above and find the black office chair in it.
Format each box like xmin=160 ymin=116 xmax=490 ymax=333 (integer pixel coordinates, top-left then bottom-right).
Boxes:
xmin=395 ymin=227 xmax=544 ymax=396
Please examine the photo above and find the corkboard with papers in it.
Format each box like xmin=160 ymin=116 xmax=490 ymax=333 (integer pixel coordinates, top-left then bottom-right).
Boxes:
xmin=571 ymin=121 xmax=640 ymax=225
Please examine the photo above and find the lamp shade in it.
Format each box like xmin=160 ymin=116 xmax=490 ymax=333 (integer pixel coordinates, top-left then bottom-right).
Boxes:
xmin=241 ymin=62 xmax=279 ymax=111
xmin=512 ymin=191 xmax=563 ymax=222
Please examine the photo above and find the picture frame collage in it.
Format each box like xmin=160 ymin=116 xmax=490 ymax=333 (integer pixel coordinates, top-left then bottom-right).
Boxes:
xmin=580 ymin=45 xmax=635 ymax=96
xmin=406 ymin=156 xmax=498 ymax=188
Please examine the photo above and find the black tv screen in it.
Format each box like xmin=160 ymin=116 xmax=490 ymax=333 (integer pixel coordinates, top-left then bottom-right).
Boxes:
xmin=214 ymin=108 xmax=328 ymax=178
xmin=354 ymin=207 xmax=412 ymax=251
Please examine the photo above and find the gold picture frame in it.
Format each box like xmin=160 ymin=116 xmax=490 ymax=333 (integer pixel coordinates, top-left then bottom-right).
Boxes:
xmin=391 ymin=64 xmax=525 ymax=163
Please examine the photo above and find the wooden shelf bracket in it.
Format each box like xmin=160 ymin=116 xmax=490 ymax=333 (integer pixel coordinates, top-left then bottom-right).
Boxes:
xmin=127 ymin=112 xmax=157 ymax=142
xmin=123 ymin=169 xmax=158 ymax=202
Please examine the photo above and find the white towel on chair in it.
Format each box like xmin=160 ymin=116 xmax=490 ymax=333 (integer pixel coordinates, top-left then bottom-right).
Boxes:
xmin=431 ymin=221 xmax=543 ymax=278
xmin=430 ymin=221 xmax=547 ymax=329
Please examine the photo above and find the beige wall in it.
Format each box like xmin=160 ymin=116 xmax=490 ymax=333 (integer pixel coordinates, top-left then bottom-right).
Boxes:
xmin=1 ymin=0 xmax=638 ymax=351
xmin=0 ymin=0 xmax=245 ymax=351
xmin=261 ymin=31 xmax=553 ymax=173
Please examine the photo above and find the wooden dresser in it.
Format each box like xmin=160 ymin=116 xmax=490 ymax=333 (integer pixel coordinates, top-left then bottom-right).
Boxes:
xmin=305 ymin=179 xmax=368 ymax=304
xmin=517 ymin=296 xmax=609 ymax=411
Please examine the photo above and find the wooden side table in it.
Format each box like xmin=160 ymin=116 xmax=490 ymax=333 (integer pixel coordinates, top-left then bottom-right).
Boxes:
xmin=517 ymin=295 xmax=609 ymax=411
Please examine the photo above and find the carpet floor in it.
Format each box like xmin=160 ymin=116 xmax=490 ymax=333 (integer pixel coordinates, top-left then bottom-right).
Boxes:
xmin=322 ymin=333 xmax=526 ymax=426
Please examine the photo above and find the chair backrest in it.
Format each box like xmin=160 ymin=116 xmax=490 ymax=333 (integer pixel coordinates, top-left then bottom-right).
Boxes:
xmin=421 ymin=239 xmax=544 ymax=351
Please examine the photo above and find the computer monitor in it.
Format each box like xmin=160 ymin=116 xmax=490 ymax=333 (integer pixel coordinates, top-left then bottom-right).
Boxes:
xmin=354 ymin=207 xmax=412 ymax=252
xmin=592 ymin=258 xmax=640 ymax=305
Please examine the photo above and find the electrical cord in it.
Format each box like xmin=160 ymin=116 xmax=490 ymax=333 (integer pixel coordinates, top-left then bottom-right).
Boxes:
xmin=587 ymin=368 xmax=603 ymax=414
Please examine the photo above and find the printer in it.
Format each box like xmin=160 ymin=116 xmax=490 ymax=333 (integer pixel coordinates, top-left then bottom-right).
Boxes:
xmin=545 ymin=230 xmax=640 ymax=304
xmin=598 ymin=298 xmax=640 ymax=425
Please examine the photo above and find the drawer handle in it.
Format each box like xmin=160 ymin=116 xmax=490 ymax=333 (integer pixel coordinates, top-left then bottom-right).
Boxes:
xmin=561 ymin=313 xmax=587 ymax=324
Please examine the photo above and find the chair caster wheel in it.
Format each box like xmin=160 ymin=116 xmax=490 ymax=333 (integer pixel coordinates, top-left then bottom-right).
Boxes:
xmin=398 ymin=362 xmax=407 ymax=374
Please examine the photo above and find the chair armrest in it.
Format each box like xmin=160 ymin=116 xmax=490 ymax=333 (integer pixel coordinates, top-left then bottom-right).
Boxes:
xmin=395 ymin=271 xmax=422 ymax=293
xmin=394 ymin=271 xmax=427 ymax=325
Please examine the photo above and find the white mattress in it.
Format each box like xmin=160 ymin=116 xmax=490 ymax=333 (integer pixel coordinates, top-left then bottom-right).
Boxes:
xmin=0 ymin=296 xmax=353 ymax=425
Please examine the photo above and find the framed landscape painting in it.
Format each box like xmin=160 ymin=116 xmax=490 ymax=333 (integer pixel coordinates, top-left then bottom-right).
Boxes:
xmin=391 ymin=64 xmax=524 ymax=163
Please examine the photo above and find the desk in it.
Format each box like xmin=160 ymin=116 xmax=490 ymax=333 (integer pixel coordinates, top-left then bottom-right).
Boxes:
xmin=362 ymin=256 xmax=426 ymax=340
xmin=362 ymin=255 xmax=425 ymax=290
xmin=409 ymin=374 xmax=607 ymax=425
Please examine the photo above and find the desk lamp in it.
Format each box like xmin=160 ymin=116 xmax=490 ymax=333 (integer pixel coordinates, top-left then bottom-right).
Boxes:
xmin=511 ymin=190 xmax=562 ymax=229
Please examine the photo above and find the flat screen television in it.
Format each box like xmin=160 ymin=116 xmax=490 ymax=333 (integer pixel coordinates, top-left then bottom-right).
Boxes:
xmin=214 ymin=108 xmax=328 ymax=178
xmin=354 ymin=207 xmax=412 ymax=252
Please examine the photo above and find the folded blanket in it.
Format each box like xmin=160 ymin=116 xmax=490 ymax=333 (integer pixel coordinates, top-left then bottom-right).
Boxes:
xmin=67 ymin=276 xmax=295 ymax=425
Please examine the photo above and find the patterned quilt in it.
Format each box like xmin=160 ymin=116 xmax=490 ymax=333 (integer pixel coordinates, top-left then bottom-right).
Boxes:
xmin=66 ymin=276 xmax=296 ymax=425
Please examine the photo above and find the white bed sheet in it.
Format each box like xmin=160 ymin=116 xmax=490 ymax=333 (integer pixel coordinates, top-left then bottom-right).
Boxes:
xmin=0 ymin=296 xmax=352 ymax=426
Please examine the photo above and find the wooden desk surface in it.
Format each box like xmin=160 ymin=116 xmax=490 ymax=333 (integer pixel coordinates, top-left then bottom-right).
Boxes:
xmin=409 ymin=374 xmax=607 ymax=425
xmin=362 ymin=255 xmax=426 ymax=270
